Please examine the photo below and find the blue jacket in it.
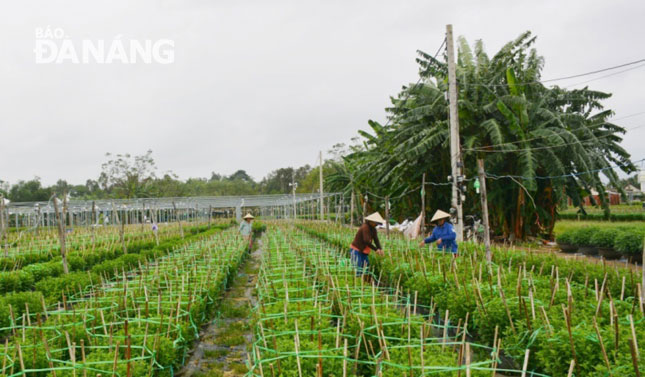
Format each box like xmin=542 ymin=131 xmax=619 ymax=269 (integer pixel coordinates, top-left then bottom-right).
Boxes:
xmin=424 ymin=222 xmax=458 ymax=253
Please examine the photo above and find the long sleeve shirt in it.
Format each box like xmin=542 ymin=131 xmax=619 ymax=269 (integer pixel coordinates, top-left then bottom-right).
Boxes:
xmin=423 ymin=222 xmax=458 ymax=253
xmin=351 ymin=223 xmax=382 ymax=254
xmin=239 ymin=221 xmax=252 ymax=237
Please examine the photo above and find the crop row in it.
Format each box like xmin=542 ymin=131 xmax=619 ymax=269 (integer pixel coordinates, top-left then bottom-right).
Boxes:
xmin=2 ymin=222 xmax=192 ymax=257
xmin=556 ymin=225 xmax=645 ymax=262
xmin=0 ymin=223 xmax=233 ymax=341
xmin=249 ymin=226 xmax=537 ymax=376
xmin=0 ymin=224 xmax=231 ymax=298
xmin=0 ymin=228 xmax=247 ymax=376
xmin=299 ymin=222 xmax=645 ymax=376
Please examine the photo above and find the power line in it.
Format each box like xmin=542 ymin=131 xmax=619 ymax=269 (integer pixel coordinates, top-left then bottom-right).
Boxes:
xmin=485 ymin=158 xmax=644 ymax=181
xmin=541 ymin=58 xmax=645 ymax=83
xmin=563 ymin=62 xmax=645 ymax=88
xmin=362 ymin=157 xmax=642 ymax=202
xmin=463 ymin=122 xmax=645 ymax=153
xmin=462 ymin=58 xmax=645 ymax=88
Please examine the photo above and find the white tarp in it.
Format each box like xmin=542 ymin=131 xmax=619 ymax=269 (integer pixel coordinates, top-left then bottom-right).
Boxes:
xmin=403 ymin=213 xmax=423 ymax=239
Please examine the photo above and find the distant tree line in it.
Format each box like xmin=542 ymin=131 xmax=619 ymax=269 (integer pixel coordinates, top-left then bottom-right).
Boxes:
xmin=1 ymin=149 xmax=341 ymax=202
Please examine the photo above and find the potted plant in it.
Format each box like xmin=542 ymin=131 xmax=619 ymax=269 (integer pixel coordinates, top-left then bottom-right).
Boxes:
xmin=614 ymin=228 xmax=645 ymax=263
xmin=591 ymin=228 xmax=620 ymax=259
xmin=555 ymin=231 xmax=578 ymax=253
xmin=571 ymin=227 xmax=598 ymax=256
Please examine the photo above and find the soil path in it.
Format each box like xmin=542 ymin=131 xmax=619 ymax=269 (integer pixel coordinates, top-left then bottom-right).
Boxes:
xmin=178 ymin=245 xmax=261 ymax=377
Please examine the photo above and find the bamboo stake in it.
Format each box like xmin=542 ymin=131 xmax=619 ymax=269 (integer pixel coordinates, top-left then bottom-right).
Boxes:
xmin=593 ymin=317 xmax=612 ymax=375
xmin=342 ymin=338 xmax=348 ymax=377
xmin=630 ymin=314 xmax=640 ymax=359
xmin=294 ymin=321 xmax=303 ymax=377
xmin=520 ymin=349 xmax=529 ymax=377
xmin=629 ymin=338 xmax=641 ymax=377
xmin=567 ymin=360 xmax=575 ymax=377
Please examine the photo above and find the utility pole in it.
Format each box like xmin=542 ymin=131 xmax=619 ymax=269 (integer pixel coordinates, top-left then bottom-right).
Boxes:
xmin=350 ymin=190 xmax=355 ymax=226
xmin=446 ymin=24 xmax=464 ymax=241
xmin=421 ymin=173 xmax=426 ymax=236
xmin=362 ymin=194 xmax=368 ymax=221
xmin=477 ymin=159 xmax=492 ymax=261
xmin=319 ymin=151 xmax=324 ymax=220
xmin=385 ymin=196 xmax=390 ymax=237
xmin=0 ymin=195 xmax=6 ymax=257
xmin=52 ymin=195 xmax=69 ymax=274
xmin=290 ymin=171 xmax=298 ymax=220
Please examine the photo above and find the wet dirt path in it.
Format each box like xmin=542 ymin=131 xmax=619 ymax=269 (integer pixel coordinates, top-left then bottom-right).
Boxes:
xmin=178 ymin=245 xmax=261 ymax=377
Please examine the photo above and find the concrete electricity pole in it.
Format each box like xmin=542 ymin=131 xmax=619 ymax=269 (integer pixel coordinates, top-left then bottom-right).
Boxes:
xmin=446 ymin=24 xmax=464 ymax=241
xmin=477 ymin=159 xmax=492 ymax=261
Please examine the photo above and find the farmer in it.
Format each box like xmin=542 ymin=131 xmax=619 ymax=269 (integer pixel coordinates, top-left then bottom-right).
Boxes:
xmin=419 ymin=209 xmax=458 ymax=256
xmin=239 ymin=213 xmax=254 ymax=248
xmin=350 ymin=212 xmax=385 ymax=280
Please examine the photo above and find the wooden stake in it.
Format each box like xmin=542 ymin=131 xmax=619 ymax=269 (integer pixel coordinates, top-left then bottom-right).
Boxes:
xmin=520 ymin=349 xmax=529 ymax=377
xmin=630 ymin=314 xmax=640 ymax=359
xmin=593 ymin=317 xmax=612 ymax=374
xmin=629 ymin=338 xmax=641 ymax=377
xmin=567 ymin=360 xmax=575 ymax=377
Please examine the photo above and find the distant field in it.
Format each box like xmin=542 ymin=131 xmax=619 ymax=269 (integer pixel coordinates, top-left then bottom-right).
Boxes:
xmin=560 ymin=203 xmax=644 ymax=215
xmin=554 ymin=219 xmax=645 ymax=234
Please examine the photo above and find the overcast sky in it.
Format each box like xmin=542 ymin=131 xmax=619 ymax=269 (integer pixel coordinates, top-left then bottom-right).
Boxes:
xmin=1 ymin=0 xmax=644 ymax=186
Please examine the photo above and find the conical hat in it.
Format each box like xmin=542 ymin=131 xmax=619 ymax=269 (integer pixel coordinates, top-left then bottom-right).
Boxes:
xmin=243 ymin=213 xmax=255 ymax=219
xmin=430 ymin=210 xmax=451 ymax=223
xmin=365 ymin=212 xmax=385 ymax=224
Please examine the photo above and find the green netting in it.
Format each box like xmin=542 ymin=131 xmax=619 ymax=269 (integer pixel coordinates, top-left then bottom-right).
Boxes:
xmin=247 ymin=227 xmax=546 ymax=377
xmin=0 ymin=229 xmax=248 ymax=377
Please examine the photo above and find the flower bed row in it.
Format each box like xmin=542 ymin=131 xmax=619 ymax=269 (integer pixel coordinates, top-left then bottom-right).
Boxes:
xmin=556 ymin=225 xmax=645 ymax=262
xmin=0 ymin=228 xmax=247 ymax=376
xmin=0 ymin=223 xmax=230 ymax=297
xmin=248 ymin=226 xmax=540 ymax=376
xmin=0 ymin=223 xmax=233 ymax=338
xmin=298 ymin=222 xmax=645 ymax=376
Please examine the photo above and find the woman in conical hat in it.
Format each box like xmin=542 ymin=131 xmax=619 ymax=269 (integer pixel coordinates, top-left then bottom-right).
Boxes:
xmin=239 ymin=213 xmax=254 ymax=247
xmin=419 ymin=209 xmax=458 ymax=256
xmin=350 ymin=212 xmax=385 ymax=280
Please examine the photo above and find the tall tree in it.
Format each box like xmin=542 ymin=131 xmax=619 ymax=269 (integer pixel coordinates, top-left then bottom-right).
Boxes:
xmin=99 ymin=150 xmax=157 ymax=198
xmin=331 ymin=32 xmax=634 ymax=239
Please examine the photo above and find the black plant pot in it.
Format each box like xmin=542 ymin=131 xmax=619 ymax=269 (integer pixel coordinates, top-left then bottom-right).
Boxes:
xmin=598 ymin=247 xmax=621 ymax=260
xmin=557 ymin=243 xmax=578 ymax=253
xmin=627 ymin=252 xmax=643 ymax=264
xmin=579 ymin=246 xmax=598 ymax=256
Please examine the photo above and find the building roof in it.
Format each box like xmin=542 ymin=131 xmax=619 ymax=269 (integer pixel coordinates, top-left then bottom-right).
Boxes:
xmin=624 ymin=184 xmax=641 ymax=193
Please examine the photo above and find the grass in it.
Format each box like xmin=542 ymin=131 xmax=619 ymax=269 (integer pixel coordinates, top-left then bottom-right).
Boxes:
xmin=560 ymin=203 xmax=644 ymax=215
xmin=554 ymin=219 xmax=645 ymax=235
xmin=203 ymin=348 xmax=228 ymax=359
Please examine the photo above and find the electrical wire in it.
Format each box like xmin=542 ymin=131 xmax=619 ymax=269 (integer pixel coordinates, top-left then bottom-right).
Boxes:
xmin=362 ymin=157 xmax=643 ymax=202
xmin=484 ymin=158 xmax=644 ymax=181
xmin=462 ymin=58 xmax=645 ymax=88
xmin=463 ymin=123 xmax=645 ymax=153
xmin=542 ymin=58 xmax=645 ymax=83
xmin=462 ymin=111 xmax=645 ymax=152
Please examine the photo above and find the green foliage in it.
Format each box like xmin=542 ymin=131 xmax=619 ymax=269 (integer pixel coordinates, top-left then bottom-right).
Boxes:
xmin=589 ymin=227 xmax=615 ymax=248
xmin=327 ymin=32 xmax=634 ymax=240
xmin=569 ymin=227 xmax=596 ymax=246
xmin=613 ymin=228 xmax=645 ymax=255
xmin=555 ymin=231 xmax=575 ymax=245
xmin=252 ymin=221 xmax=267 ymax=236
